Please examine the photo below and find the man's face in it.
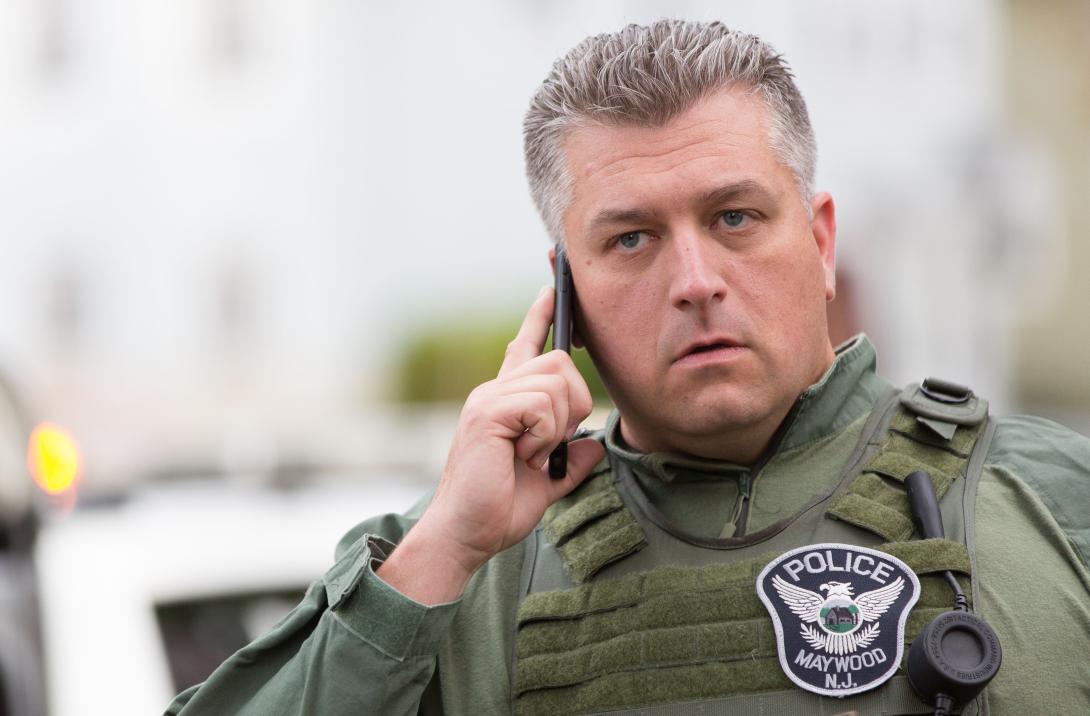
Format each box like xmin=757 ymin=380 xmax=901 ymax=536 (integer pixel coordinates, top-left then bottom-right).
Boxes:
xmin=558 ymin=87 xmax=837 ymax=461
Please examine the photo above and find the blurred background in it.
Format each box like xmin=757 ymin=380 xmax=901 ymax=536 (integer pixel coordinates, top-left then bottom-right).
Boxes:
xmin=0 ymin=0 xmax=1087 ymax=713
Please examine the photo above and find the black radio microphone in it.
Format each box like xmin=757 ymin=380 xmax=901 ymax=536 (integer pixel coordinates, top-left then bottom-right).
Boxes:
xmin=904 ymin=471 xmax=1002 ymax=716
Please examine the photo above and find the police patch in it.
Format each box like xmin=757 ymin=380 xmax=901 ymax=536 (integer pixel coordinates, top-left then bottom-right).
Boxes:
xmin=756 ymin=543 xmax=920 ymax=697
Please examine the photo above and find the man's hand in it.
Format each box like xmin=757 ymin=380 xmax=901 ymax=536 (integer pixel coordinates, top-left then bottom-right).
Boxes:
xmin=375 ymin=287 xmax=605 ymax=604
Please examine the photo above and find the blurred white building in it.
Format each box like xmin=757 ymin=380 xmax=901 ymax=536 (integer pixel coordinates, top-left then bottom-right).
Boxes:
xmin=0 ymin=0 xmax=1074 ymax=494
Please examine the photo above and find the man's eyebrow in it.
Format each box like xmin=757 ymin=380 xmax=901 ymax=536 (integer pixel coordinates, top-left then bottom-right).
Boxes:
xmin=586 ymin=207 xmax=658 ymax=234
xmin=697 ymin=179 xmax=777 ymax=207
xmin=586 ymin=180 xmax=778 ymax=234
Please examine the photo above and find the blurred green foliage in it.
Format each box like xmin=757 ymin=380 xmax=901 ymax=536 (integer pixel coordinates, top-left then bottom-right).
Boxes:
xmin=396 ymin=319 xmax=608 ymax=404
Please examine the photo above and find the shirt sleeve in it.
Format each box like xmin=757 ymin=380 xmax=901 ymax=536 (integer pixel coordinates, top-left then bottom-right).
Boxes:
xmin=164 ymin=532 xmax=461 ymax=716
xmin=974 ymin=416 xmax=1090 ymax=713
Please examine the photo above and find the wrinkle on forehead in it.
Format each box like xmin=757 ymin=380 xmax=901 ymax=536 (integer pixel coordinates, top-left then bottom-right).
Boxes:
xmin=564 ymin=92 xmax=770 ymax=184
xmin=582 ymin=133 xmax=755 ymax=183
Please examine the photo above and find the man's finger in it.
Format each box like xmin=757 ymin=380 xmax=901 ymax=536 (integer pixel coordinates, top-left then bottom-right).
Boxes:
xmin=505 ymin=392 xmax=558 ymax=465
xmin=498 ymin=286 xmax=555 ymax=376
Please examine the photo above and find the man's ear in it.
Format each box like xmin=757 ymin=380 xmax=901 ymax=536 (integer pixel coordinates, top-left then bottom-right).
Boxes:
xmin=810 ymin=192 xmax=837 ymax=302
xmin=545 ymin=243 xmax=585 ymax=349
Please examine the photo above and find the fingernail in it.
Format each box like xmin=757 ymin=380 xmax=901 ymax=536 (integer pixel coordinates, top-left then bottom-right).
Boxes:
xmin=538 ymin=285 xmax=550 ymax=298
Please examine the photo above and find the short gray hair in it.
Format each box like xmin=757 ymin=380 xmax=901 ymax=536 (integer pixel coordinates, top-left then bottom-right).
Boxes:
xmin=523 ymin=19 xmax=816 ymax=243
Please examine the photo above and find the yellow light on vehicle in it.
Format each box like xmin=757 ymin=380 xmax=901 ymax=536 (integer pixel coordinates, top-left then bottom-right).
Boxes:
xmin=28 ymin=423 xmax=82 ymax=495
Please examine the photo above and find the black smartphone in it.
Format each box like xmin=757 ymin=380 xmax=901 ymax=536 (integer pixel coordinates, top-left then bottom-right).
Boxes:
xmin=548 ymin=245 xmax=573 ymax=478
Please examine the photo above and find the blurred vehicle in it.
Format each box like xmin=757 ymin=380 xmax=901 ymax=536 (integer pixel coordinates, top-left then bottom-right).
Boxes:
xmin=0 ymin=366 xmax=430 ymax=716
xmin=33 ymin=476 xmax=426 ymax=716
xmin=0 ymin=370 xmax=45 ymax=716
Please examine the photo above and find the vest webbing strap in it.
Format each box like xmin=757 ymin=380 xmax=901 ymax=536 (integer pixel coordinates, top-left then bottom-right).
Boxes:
xmin=826 ymin=405 xmax=987 ymax=542
xmin=515 ymin=539 xmax=970 ymax=716
xmin=542 ymin=469 xmax=648 ymax=583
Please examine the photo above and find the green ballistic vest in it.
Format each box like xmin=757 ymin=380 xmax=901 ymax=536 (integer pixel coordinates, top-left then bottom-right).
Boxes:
xmin=513 ymin=381 xmax=994 ymax=716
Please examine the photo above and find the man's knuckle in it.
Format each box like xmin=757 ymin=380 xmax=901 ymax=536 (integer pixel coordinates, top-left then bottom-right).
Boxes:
xmin=465 ymin=383 xmax=489 ymax=405
xmin=461 ymin=388 xmax=494 ymax=423
xmin=460 ymin=402 xmax=484 ymax=428
xmin=546 ymin=373 xmax=567 ymax=396
xmin=530 ymin=391 xmax=552 ymax=413
xmin=539 ymin=349 xmax=565 ymax=370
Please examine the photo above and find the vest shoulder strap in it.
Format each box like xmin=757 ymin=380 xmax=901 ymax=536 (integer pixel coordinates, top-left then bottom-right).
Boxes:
xmin=826 ymin=378 xmax=993 ymax=543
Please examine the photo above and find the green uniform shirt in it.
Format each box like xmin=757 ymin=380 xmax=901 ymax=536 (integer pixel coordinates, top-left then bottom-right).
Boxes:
xmin=166 ymin=336 xmax=1090 ymax=715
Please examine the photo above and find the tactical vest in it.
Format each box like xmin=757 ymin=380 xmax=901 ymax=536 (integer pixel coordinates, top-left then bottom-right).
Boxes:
xmin=513 ymin=380 xmax=994 ymax=716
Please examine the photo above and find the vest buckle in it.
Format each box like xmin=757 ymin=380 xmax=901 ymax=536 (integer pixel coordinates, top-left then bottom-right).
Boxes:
xmin=920 ymin=378 xmax=973 ymax=405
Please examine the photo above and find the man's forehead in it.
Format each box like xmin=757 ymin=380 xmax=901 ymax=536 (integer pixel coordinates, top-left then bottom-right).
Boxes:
xmin=559 ymin=88 xmax=791 ymax=232
xmin=563 ymin=91 xmax=771 ymax=179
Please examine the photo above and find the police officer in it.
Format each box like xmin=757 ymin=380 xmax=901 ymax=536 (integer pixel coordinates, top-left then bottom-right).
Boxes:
xmin=168 ymin=19 xmax=1090 ymax=716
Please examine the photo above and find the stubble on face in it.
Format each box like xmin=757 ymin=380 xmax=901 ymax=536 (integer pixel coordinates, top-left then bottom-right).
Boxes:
xmin=559 ymin=87 xmax=837 ymax=463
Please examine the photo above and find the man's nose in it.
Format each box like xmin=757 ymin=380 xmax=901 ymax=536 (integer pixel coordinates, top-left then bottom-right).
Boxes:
xmin=667 ymin=230 xmax=728 ymax=309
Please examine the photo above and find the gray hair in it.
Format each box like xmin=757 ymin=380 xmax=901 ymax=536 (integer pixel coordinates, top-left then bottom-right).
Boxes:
xmin=523 ymin=19 xmax=817 ymax=243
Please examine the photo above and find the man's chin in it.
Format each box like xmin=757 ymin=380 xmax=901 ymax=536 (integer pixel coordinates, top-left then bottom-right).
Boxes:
xmin=672 ymin=382 xmax=769 ymax=424
xmin=667 ymin=403 xmax=768 ymax=440
xmin=624 ymin=391 xmax=774 ymax=449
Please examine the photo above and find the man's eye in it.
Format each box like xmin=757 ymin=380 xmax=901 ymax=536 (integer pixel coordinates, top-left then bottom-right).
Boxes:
xmin=616 ymin=231 xmax=648 ymax=250
xmin=719 ymin=211 xmax=748 ymax=228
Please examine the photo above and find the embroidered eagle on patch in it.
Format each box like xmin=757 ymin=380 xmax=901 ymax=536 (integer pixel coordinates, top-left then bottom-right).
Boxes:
xmin=757 ymin=543 xmax=920 ymax=697
xmin=770 ymin=575 xmax=906 ymax=655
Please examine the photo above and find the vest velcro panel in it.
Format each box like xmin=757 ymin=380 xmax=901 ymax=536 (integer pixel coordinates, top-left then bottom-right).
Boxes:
xmin=542 ymin=470 xmax=648 ymax=583
xmin=826 ymin=405 xmax=987 ymax=542
xmin=515 ymin=539 xmax=971 ymax=716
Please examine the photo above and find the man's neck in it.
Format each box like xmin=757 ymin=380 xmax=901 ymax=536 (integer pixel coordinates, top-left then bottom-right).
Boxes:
xmin=617 ymin=398 xmax=798 ymax=466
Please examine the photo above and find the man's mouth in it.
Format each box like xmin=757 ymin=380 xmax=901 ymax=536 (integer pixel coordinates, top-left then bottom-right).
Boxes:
xmin=674 ymin=337 xmax=746 ymax=365
xmin=688 ymin=342 xmax=730 ymax=354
